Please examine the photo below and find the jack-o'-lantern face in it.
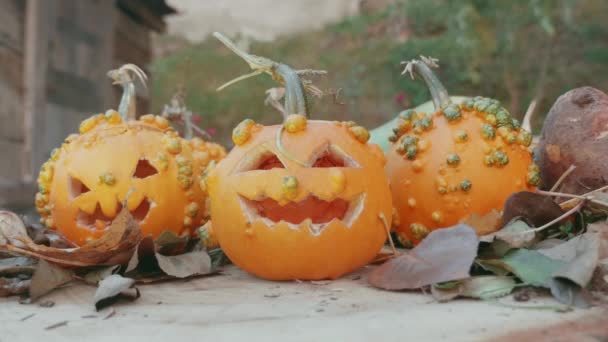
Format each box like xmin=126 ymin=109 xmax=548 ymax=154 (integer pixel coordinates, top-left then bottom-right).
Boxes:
xmin=207 ymin=118 xmax=392 ymax=280
xmin=36 ymin=113 xmax=225 ymax=245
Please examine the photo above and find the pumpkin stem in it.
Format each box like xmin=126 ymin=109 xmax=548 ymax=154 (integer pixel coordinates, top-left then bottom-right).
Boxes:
xmin=162 ymin=91 xmax=212 ymax=140
xmin=107 ymin=64 xmax=148 ymax=121
xmin=401 ymin=56 xmax=451 ymax=112
xmin=213 ymin=32 xmax=326 ymax=120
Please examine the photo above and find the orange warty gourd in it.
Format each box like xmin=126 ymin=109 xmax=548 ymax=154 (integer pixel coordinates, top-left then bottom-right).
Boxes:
xmin=35 ymin=65 xmax=225 ymax=245
xmin=206 ymin=33 xmax=392 ymax=280
xmin=385 ymin=57 xmax=539 ymax=247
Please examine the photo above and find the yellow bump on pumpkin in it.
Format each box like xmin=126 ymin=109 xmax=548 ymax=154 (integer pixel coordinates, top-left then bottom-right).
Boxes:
xmin=245 ymin=228 xmax=254 ymax=237
xmin=193 ymin=151 xmax=210 ymax=165
xmin=154 ymin=116 xmax=170 ymax=129
xmin=284 ymin=114 xmax=307 ymax=133
xmin=391 ymin=208 xmax=400 ymax=228
xmin=183 ymin=216 xmax=193 ymax=227
xmin=417 ymin=138 xmax=430 ymax=152
xmin=407 ymin=197 xmax=417 ymax=208
xmin=50 ymin=148 xmax=60 ymax=161
xmin=64 ymin=134 xmax=79 ymax=144
xmin=497 ymin=126 xmax=511 ymax=138
xmin=397 ymin=233 xmax=413 ymax=249
xmin=454 ymin=130 xmax=468 ymax=143
xmin=281 ymin=175 xmax=298 ymax=200
xmin=431 ymin=211 xmax=442 ymax=223
xmin=232 ymin=119 xmax=256 ymax=146
xmin=154 ymin=152 xmax=169 ymax=171
xmin=140 ymin=114 xmax=155 ymax=123
xmin=104 ymin=110 xmax=122 ymax=124
xmin=35 ymin=192 xmax=48 ymax=207
xmin=99 ymin=172 xmax=116 ymax=185
xmin=162 ymin=136 xmax=182 ymax=154
xmin=44 ymin=217 xmax=54 ymax=229
xmin=410 ymin=223 xmax=429 ymax=240
xmin=38 ymin=168 xmax=53 ymax=184
xmin=178 ymin=164 xmax=193 ymax=177
xmin=412 ymin=159 xmax=424 ymax=172
xmin=185 ymin=202 xmax=199 ymax=218
xmin=329 ymin=168 xmax=346 ymax=194
xmin=190 ymin=137 xmax=205 ymax=150
xmin=177 ymin=174 xmax=193 ymax=190
xmin=79 ymin=114 xmax=102 ymax=134
xmin=436 ymin=176 xmax=447 ymax=188
xmin=348 ymin=125 xmax=370 ymax=143
xmin=485 ymin=114 xmax=497 ymax=126
xmin=482 ymin=143 xmax=492 ymax=154
xmin=199 ymin=178 xmax=207 ymax=193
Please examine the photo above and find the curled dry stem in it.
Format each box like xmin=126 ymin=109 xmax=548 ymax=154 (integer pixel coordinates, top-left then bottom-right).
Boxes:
xmin=107 ymin=64 xmax=148 ymax=121
xmin=379 ymin=212 xmax=398 ymax=256
xmin=522 ymin=100 xmax=537 ymax=132
xmin=559 ymin=184 xmax=608 ymax=210
xmin=549 ymin=165 xmax=576 ymax=192
xmin=523 ymin=200 xmax=586 ymax=234
xmin=213 ymin=32 xmax=325 ymax=99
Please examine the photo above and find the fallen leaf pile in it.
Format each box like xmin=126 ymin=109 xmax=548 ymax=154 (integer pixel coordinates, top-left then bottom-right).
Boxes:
xmin=0 ymin=208 xmax=226 ymax=309
xmin=370 ymin=188 xmax=608 ymax=310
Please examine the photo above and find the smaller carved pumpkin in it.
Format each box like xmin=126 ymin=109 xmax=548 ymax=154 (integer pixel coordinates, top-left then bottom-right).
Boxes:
xmin=207 ymin=33 xmax=392 ymax=280
xmin=35 ymin=65 xmax=225 ymax=245
xmin=385 ymin=57 xmax=538 ymax=246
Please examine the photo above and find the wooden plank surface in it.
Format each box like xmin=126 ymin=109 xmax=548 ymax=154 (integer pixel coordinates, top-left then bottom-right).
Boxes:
xmin=0 ymin=265 xmax=597 ymax=342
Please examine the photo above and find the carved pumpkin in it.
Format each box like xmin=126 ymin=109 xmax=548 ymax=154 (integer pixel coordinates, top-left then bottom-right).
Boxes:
xmin=206 ymin=33 xmax=392 ymax=280
xmin=385 ymin=57 xmax=538 ymax=246
xmin=35 ymin=65 xmax=225 ymax=245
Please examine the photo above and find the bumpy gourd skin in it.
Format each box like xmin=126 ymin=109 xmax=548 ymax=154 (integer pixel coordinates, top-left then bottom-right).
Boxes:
xmin=35 ymin=111 xmax=225 ymax=245
xmin=386 ymin=97 xmax=538 ymax=247
xmin=208 ymin=117 xmax=392 ymax=281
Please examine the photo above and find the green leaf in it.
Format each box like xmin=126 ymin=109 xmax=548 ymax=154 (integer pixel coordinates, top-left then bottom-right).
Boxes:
xmin=501 ymin=249 xmax=564 ymax=287
xmin=431 ymin=276 xmax=517 ymax=302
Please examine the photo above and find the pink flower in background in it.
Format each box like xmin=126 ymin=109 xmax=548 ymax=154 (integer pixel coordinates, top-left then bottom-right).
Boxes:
xmin=206 ymin=128 xmax=217 ymax=136
xmin=394 ymin=91 xmax=409 ymax=108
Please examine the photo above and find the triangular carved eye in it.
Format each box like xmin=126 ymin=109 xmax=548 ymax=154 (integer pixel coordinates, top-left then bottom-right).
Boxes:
xmin=237 ymin=150 xmax=286 ymax=172
xmin=133 ymin=159 xmax=158 ymax=179
xmin=311 ymin=145 xmax=360 ymax=168
xmin=69 ymin=175 xmax=90 ymax=199
xmin=256 ymin=154 xmax=286 ymax=170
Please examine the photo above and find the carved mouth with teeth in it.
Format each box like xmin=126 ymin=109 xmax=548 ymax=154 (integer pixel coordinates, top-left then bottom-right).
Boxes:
xmin=76 ymin=197 xmax=153 ymax=231
xmin=239 ymin=194 xmax=366 ymax=235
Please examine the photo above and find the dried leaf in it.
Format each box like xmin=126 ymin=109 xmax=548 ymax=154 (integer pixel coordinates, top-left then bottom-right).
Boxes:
xmin=0 ymin=208 xmax=141 ymax=268
xmin=155 ymin=250 xmax=212 ymax=278
xmin=125 ymin=237 xmax=155 ymax=273
xmin=432 ymin=276 xmax=517 ymax=302
xmin=545 ymin=233 xmax=601 ymax=308
xmin=501 ymin=249 xmax=564 ymax=287
xmin=82 ymin=265 xmax=121 ymax=284
xmin=368 ymin=225 xmax=478 ymax=290
xmin=0 ymin=257 xmax=36 ymax=276
xmin=495 ymin=220 xmax=538 ymax=248
xmin=154 ymin=230 xmax=189 ymax=255
xmin=29 ymin=260 xmax=74 ymax=301
xmin=587 ymin=220 xmax=608 ymax=259
xmin=502 ymin=191 xmax=564 ymax=227
xmin=0 ymin=211 xmax=29 ymax=245
xmin=475 ymin=259 xmax=512 ymax=276
xmin=460 ymin=210 xmax=502 ymax=236
xmin=0 ymin=277 xmax=30 ymax=297
xmin=94 ymin=274 xmax=139 ymax=311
